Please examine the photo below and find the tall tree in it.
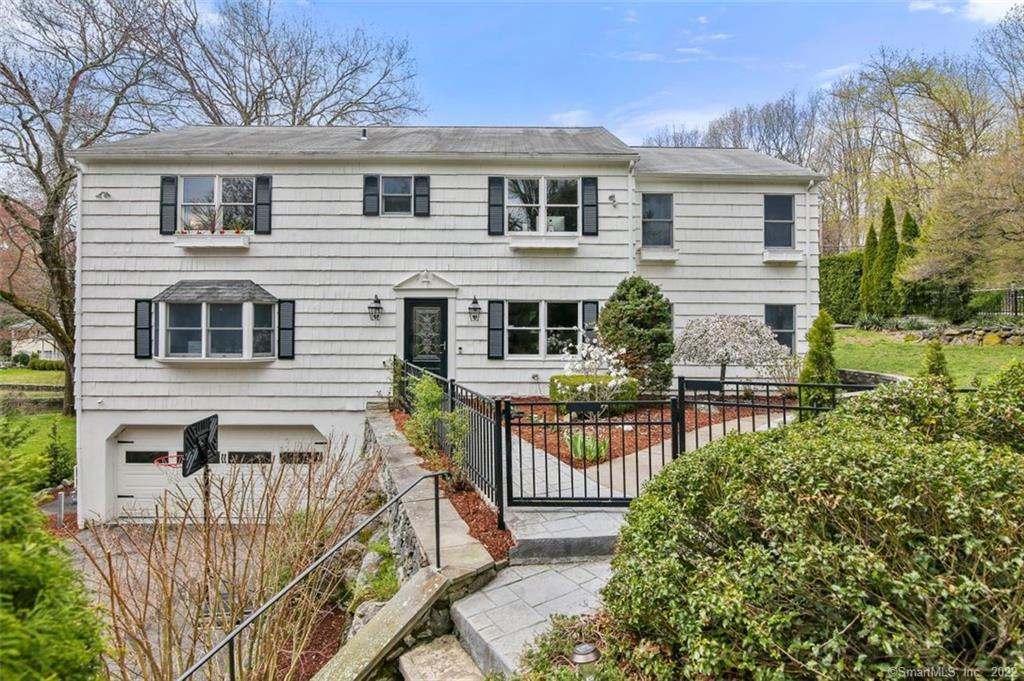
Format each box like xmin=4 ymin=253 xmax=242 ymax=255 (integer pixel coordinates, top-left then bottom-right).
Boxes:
xmin=977 ymin=4 xmax=1024 ymax=138
xmin=0 ymin=0 xmax=155 ymax=414
xmin=859 ymin=224 xmax=878 ymax=314
xmin=870 ymin=198 xmax=901 ymax=316
xmin=141 ymin=0 xmax=422 ymax=127
xmin=895 ymin=210 xmax=921 ymax=313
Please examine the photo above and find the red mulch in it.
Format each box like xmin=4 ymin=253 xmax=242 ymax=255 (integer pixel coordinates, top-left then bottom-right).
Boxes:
xmin=46 ymin=512 xmax=79 ymax=538
xmin=276 ymin=606 xmax=347 ymax=681
xmin=508 ymin=396 xmax=794 ymax=469
xmin=391 ymin=411 xmax=513 ymax=561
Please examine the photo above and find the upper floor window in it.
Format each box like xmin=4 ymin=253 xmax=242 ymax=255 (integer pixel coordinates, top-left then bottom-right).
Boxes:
xmin=507 ymin=301 xmax=581 ymax=356
xmin=764 ymin=195 xmax=794 ymax=248
xmin=642 ymin=193 xmax=673 ymax=246
xmin=507 ymin=177 xmax=578 ymax=233
xmin=180 ymin=176 xmax=256 ymax=233
xmin=381 ymin=176 xmax=413 ymax=215
xmin=765 ymin=304 xmax=796 ymax=353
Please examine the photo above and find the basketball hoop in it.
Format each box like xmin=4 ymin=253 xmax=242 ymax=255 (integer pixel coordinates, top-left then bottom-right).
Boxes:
xmin=153 ymin=453 xmax=183 ymax=469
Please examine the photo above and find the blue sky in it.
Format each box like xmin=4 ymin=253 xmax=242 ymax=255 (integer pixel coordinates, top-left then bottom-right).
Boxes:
xmin=305 ymin=1 xmax=1012 ymax=143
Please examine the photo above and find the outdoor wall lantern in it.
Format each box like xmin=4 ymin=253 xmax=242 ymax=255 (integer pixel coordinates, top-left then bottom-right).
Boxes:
xmin=571 ymin=642 xmax=601 ymax=680
xmin=367 ymin=295 xmax=383 ymax=321
xmin=468 ymin=296 xmax=482 ymax=322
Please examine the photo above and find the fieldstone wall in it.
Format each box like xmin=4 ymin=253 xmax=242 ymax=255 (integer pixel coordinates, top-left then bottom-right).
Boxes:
xmin=897 ymin=326 xmax=1024 ymax=346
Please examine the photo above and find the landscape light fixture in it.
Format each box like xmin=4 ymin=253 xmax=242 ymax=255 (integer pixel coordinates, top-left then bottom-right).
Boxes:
xmin=468 ymin=296 xmax=482 ymax=321
xmin=367 ymin=295 xmax=383 ymax=321
xmin=571 ymin=642 xmax=600 ymax=680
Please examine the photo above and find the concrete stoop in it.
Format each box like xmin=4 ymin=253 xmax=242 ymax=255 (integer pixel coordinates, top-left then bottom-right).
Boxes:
xmin=312 ymin=567 xmax=450 ymax=681
xmin=505 ymin=507 xmax=625 ymax=564
xmin=450 ymin=561 xmax=612 ymax=676
xmin=398 ymin=635 xmax=484 ymax=681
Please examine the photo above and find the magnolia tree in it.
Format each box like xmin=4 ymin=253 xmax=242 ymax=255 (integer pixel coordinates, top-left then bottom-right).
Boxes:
xmin=674 ymin=315 xmax=791 ymax=382
xmin=556 ymin=335 xmax=630 ymax=402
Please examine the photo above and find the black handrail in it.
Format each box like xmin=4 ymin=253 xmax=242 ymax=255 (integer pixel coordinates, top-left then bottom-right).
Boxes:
xmin=177 ymin=470 xmax=449 ymax=681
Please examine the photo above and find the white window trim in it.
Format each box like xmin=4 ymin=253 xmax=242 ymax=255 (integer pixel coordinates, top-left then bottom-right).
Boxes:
xmin=178 ymin=175 xmax=256 ymax=234
xmin=641 ymin=192 xmax=674 ymax=247
xmin=505 ymin=177 xmax=581 ymax=234
xmin=763 ymin=194 xmax=796 ymax=250
xmin=380 ymin=175 xmax=414 ymax=216
xmin=765 ymin=304 xmax=797 ymax=354
xmin=158 ymin=301 xmax=276 ymax=361
xmin=505 ymin=301 xmax=582 ymax=358
xmin=253 ymin=303 xmax=276 ymax=357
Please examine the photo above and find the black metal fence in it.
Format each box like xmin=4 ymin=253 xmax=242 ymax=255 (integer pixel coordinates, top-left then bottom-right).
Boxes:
xmin=973 ymin=286 xmax=1022 ymax=317
xmin=677 ymin=377 xmax=874 ymax=450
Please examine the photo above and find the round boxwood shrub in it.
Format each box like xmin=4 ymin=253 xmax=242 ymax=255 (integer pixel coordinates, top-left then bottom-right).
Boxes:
xmin=603 ymin=382 xmax=1024 ymax=678
xmin=548 ymin=374 xmax=639 ymax=415
xmin=597 ymin=276 xmax=674 ymax=395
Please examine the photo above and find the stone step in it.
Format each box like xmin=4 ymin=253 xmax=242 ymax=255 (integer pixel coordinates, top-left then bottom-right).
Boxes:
xmin=504 ymin=508 xmax=624 ymax=563
xmin=312 ymin=567 xmax=450 ymax=681
xmin=450 ymin=562 xmax=610 ymax=675
xmin=398 ymin=635 xmax=484 ymax=681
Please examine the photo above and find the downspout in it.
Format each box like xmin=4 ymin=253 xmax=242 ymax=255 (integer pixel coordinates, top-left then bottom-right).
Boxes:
xmin=804 ymin=179 xmax=817 ymax=343
xmin=627 ymin=159 xmax=637 ymax=275
xmin=72 ymin=161 xmax=84 ymax=525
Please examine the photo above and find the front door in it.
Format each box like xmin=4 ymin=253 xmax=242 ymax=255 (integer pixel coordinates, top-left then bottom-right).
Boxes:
xmin=404 ymin=298 xmax=448 ymax=377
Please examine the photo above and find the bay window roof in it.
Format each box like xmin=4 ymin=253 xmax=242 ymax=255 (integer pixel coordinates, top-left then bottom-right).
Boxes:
xmin=153 ymin=280 xmax=277 ymax=304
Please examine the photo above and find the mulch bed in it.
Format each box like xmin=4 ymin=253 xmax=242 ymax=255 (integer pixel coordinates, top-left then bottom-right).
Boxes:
xmin=276 ymin=606 xmax=347 ymax=681
xmin=46 ymin=511 xmax=78 ymax=538
xmin=391 ymin=410 xmax=513 ymax=562
xmin=508 ymin=396 xmax=794 ymax=469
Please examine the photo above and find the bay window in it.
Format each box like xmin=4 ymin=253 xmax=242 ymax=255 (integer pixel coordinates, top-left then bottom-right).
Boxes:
xmin=208 ymin=304 xmax=243 ymax=357
xmin=158 ymin=301 xmax=276 ymax=360
xmin=167 ymin=303 xmax=202 ymax=357
xmin=253 ymin=304 xmax=275 ymax=356
xmin=507 ymin=177 xmax=579 ymax=233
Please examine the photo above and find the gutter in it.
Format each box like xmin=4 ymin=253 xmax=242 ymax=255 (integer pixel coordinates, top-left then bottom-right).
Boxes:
xmin=805 ymin=179 xmax=817 ymax=341
xmin=68 ymin=150 xmax=642 ymax=164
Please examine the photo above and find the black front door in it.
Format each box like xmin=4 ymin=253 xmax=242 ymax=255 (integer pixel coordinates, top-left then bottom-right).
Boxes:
xmin=404 ymin=298 xmax=448 ymax=377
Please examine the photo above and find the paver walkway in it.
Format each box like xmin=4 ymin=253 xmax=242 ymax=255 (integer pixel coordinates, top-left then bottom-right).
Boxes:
xmin=451 ymin=561 xmax=612 ymax=675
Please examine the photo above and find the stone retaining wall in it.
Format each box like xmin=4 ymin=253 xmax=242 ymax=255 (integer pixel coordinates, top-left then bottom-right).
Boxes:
xmin=896 ymin=327 xmax=1023 ymax=346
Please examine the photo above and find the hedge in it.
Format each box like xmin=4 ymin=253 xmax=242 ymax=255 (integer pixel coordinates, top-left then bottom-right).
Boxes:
xmin=601 ymin=366 xmax=1024 ymax=679
xmin=819 ymin=251 xmax=862 ymax=324
xmin=28 ymin=359 xmax=64 ymax=372
xmin=549 ymin=375 xmax=639 ymax=415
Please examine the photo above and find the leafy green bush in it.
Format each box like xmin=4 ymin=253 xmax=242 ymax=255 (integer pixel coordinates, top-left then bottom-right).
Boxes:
xmin=858 ymin=223 xmax=877 ymax=314
xmin=549 ymin=374 xmax=639 ymax=415
xmin=27 ymin=358 xmax=64 ymax=372
xmin=0 ymin=430 xmax=104 ymax=680
xmin=603 ymin=388 xmax=1024 ymax=679
xmin=968 ymin=289 xmax=1006 ymax=315
xmin=920 ymin=338 xmax=952 ymax=385
xmin=596 ymin=276 xmax=674 ymax=394
xmin=798 ymin=311 xmax=838 ymax=414
xmin=819 ymin=251 xmax=862 ymax=324
xmin=960 ymin=360 xmax=1024 ymax=452
xmin=12 ymin=352 xmax=30 ymax=367
xmin=45 ymin=420 xmax=74 ymax=487
xmin=404 ymin=374 xmax=445 ymax=454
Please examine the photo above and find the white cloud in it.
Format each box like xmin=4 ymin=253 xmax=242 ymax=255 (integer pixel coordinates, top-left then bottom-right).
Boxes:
xmin=908 ymin=0 xmax=954 ymax=14
xmin=605 ymin=93 xmax=723 ymax=144
xmin=815 ymin=62 xmax=860 ymax=84
xmin=676 ymin=47 xmax=710 ymax=56
xmin=963 ymin=0 xmax=1015 ymax=22
xmin=609 ymin=51 xmax=666 ymax=62
xmin=624 ymin=9 xmax=638 ymax=23
xmin=690 ymin=32 xmax=735 ymax=43
xmin=549 ymin=109 xmax=593 ymax=126
xmin=695 ymin=15 xmax=708 ymax=24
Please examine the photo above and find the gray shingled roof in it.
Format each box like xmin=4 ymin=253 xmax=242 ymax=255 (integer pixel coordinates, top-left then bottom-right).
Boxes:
xmin=153 ymin=280 xmax=277 ymax=303
xmin=73 ymin=126 xmax=635 ymax=159
xmin=634 ymin=147 xmax=824 ymax=180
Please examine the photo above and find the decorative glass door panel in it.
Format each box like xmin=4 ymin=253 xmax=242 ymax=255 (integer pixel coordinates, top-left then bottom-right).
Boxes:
xmin=404 ymin=299 xmax=448 ymax=377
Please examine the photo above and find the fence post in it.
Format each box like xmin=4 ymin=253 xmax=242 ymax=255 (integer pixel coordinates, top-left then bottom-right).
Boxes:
xmin=670 ymin=396 xmax=680 ymax=460
xmin=503 ymin=400 xmax=514 ymax=507
xmin=677 ymin=376 xmax=687 ymax=454
xmin=493 ymin=399 xmax=505 ymax=530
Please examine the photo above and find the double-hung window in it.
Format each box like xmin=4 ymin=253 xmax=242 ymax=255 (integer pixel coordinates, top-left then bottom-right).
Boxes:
xmin=167 ymin=303 xmax=203 ymax=357
xmin=381 ymin=176 xmax=413 ymax=215
xmin=506 ymin=301 xmax=582 ymax=356
xmin=208 ymin=304 xmax=243 ymax=357
xmin=180 ymin=176 xmax=256 ymax=233
xmin=765 ymin=304 xmax=796 ymax=353
xmin=507 ymin=178 xmax=579 ymax=233
xmin=642 ymin=193 xmax=673 ymax=246
xmin=764 ymin=195 xmax=795 ymax=248
xmin=253 ymin=304 xmax=275 ymax=356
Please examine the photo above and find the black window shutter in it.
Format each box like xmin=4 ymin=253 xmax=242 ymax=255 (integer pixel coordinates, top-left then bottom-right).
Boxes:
xmin=134 ymin=300 xmax=153 ymax=359
xmin=487 ymin=177 xmax=504 ymax=235
xmin=254 ymin=175 xmax=272 ymax=234
xmin=413 ymin=176 xmax=430 ymax=216
xmin=159 ymin=176 xmax=177 ymax=235
xmin=278 ymin=300 xmax=295 ymax=359
xmin=487 ymin=300 xmax=504 ymax=359
xmin=363 ymin=176 xmax=380 ymax=216
xmin=581 ymin=177 xmax=598 ymax=236
xmin=582 ymin=300 xmax=599 ymax=342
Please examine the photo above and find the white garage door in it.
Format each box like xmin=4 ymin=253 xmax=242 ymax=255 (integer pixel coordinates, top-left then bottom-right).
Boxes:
xmin=116 ymin=449 xmax=200 ymax=519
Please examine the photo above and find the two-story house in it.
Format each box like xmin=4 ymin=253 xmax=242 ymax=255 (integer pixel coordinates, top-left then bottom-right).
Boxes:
xmin=70 ymin=126 xmax=822 ymax=522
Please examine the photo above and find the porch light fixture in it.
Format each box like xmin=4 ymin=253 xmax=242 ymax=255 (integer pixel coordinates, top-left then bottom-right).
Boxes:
xmin=468 ymin=296 xmax=482 ymax=321
xmin=367 ymin=295 xmax=383 ymax=321
xmin=571 ymin=642 xmax=600 ymax=680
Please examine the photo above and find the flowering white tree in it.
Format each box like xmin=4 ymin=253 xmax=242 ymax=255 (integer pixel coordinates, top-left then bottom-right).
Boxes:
xmin=555 ymin=334 xmax=631 ymax=402
xmin=674 ymin=315 xmax=791 ymax=383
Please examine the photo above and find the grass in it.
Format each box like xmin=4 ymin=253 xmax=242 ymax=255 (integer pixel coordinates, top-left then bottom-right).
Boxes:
xmin=0 ymin=411 xmax=75 ymax=490
xmin=835 ymin=329 xmax=1023 ymax=387
xmin=0 ymin=367 xmax=65 ymax=386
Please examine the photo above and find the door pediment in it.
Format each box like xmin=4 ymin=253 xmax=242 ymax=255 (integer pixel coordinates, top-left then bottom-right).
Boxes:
xmin=392 ymin=270 xmax=459 ymax=298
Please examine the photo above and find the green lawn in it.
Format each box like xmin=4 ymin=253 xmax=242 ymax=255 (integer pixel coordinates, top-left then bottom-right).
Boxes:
xmin=0 ymin=411 xmax=75 ymax=489
xmin=835 ymin=329 xmax=1023 ymax=387
xmin=0 ymin=367 xmax=65 ymax=385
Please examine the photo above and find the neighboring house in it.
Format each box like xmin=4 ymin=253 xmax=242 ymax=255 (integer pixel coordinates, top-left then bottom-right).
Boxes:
xmin=71 ymin=126 xmax=822 ymax=522
xmin=9 ymin=319 xmax=60 ymax=361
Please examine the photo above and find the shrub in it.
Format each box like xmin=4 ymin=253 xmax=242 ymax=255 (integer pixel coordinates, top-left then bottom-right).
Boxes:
xmin=12 ymin=352 xmax=30 ymax=367
xmin=674 ymin=315 xmax=788 ymax=383
xmin=968 ymin=289 xmax=1006 ymax=315
xmin=45 ymin=420 xmax=74 ymax=487
xmin=596 ymin=276 xmax=674 ymax=394
xmin=28 ymin=358 xmax=64 ymax=372
xmin=798 ymin=310 xmax=837 ymax=414
xmin=445 ymin=406 xmax=472 ymax=490
xmin=549 ymin=374 xmax=639 ymax=415
xmin=961 ymin=360 xmax=1024 ymax=452
xmin=920 ymin=338 xmax=952 ymax=386
xmin=0 ymin=430 xmax=104 ymax=679
xmin=564 ymin=431 xmax=609 ymax=462
xmin=404 ymin=374 xmax=445 ymax=454
xmin=858 ymin=223 xmax=877 ymax=313
xmin=854 ymin=313 xmax=893 ymax=330
xmin=819 ymin=251 xmax=862 ymax=324
xmin=603 ymin=395 xmax=1024 ymax=679
xmin=867 ymin=197 xmax=900 ymax=316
